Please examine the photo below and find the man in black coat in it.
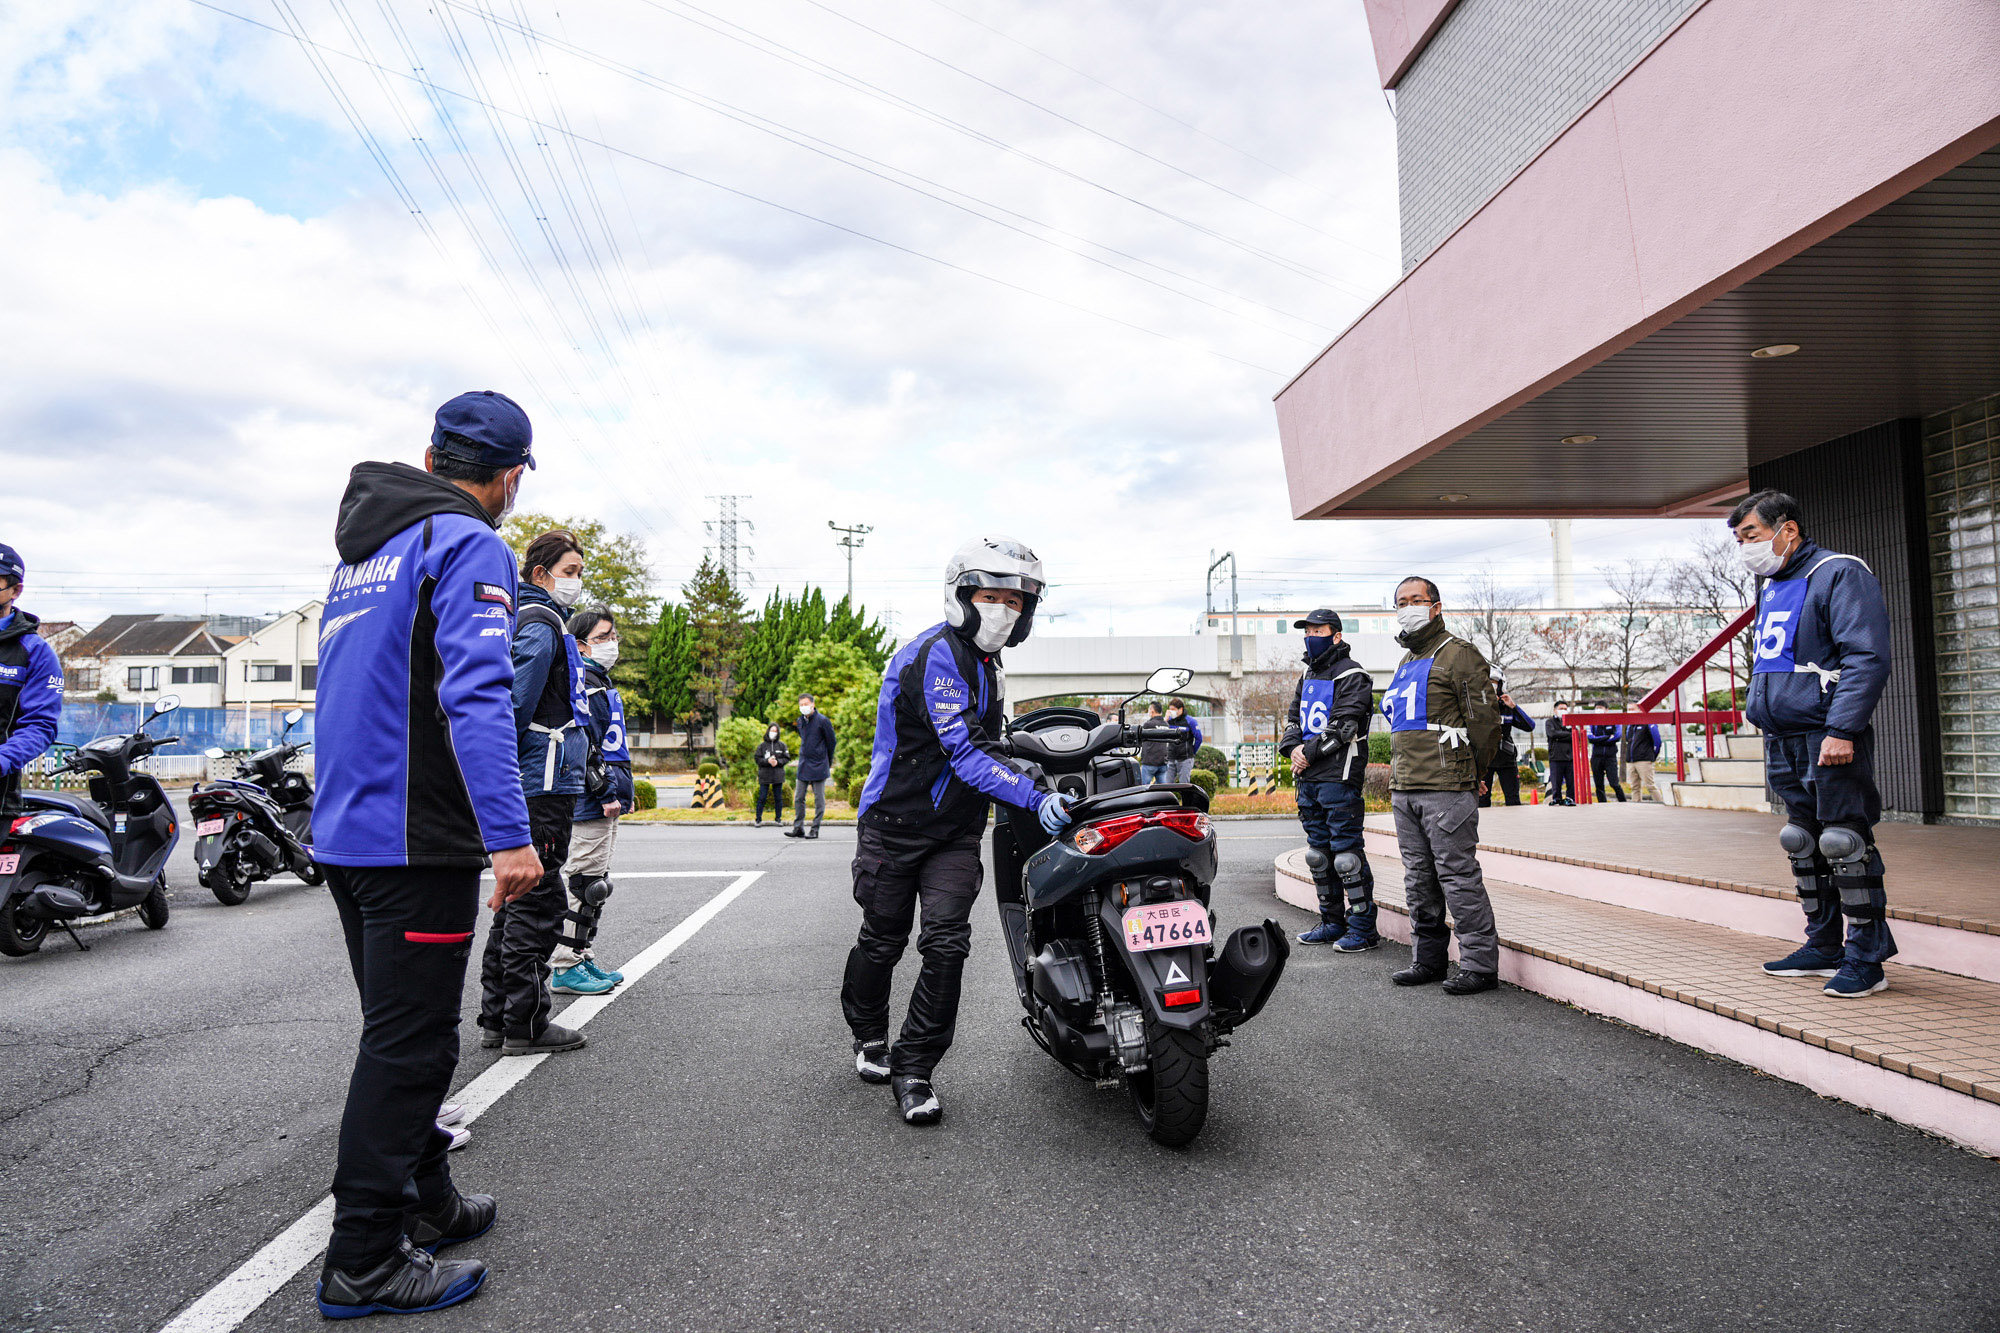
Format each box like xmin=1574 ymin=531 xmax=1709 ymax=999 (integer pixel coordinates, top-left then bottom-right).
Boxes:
xmin=1545 ymin=703 xmax=1577 ymax=805
xmin=786 ymin=693 xmax=837 ymax=839
xmin=1277 ymin=609 xmax=1379 ymax=951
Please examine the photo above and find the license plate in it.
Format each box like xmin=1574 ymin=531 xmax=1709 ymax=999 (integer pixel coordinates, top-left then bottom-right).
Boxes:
xmin=195 ymin=818 xmax=226 ymax=838
xmin=0 ymin=854 xmax=16 ymax=875
xmin=1122 ymin=900 xmax=1211 ymax=953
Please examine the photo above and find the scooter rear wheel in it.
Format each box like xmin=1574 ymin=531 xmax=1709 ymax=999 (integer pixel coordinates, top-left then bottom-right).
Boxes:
xmin=0 ymin=875 xmax=52 ymax=956
xmin=209 ymin=855 xmax=252 ymax=906
xmin=139 ymin=878 xmax=170 ymax=929
xmin=1126 ymin=1014 xmax=1209 ymax=1148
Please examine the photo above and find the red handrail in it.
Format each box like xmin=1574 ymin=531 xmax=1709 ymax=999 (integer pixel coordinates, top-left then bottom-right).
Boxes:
xmin=1635 ymin=605 xmax=1755 ymax=710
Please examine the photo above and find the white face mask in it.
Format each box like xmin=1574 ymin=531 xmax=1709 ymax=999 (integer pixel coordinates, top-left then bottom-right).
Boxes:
xmin=1736 ymin=537 xmax=1786 ymax=577
xmin=768 ymin=730 xmax=779 ymax=741
xmin=1395 ymin=603 xmax=1432 ymax=636
xmin=495 ymin=472 xmax=521 ymax=524
xmin=551 ymin=575 xmax=583 ymax=607
xmin=799 ymin=703 xmax=814 ymax=716
xmin=588 ymin=639 xmax=619 ymax=668
xmin=971 ymin=601 xmax=1020 ymax=653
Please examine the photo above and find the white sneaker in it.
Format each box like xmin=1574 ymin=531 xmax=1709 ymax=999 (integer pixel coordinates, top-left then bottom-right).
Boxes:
xmin=439 ymin=1121 xmax=471 ymax=1152
xmin=437 ymin=1101 xmax=468 ymax=1128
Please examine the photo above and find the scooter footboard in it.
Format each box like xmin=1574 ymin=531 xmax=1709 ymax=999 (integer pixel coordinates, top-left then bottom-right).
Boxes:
xmin=1208 ymin=921 xmax=1289 ymax=1033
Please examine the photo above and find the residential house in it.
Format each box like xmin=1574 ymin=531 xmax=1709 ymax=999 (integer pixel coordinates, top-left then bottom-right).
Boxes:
xmin=62 ymin=614 xmax=231 ymax=706
xmin=222 ymin=601 xmax=323 ymax=707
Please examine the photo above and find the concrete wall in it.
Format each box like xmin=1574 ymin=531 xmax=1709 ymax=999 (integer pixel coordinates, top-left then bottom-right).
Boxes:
xmin=1750 ymin=419 xmax=1943 ymax=818
xmin=1395 ymin=0 xmax=1702 ymax=268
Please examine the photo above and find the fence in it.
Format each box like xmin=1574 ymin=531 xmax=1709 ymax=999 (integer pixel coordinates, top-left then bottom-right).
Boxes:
xmin=54 ymin=703 xmax=314 ymax=757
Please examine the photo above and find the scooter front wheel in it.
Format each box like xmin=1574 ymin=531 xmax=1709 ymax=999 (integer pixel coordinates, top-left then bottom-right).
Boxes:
xmin=139 ymin=878 xmax=170 ymax=930
xmin=1126 ymin=1014 xmax=1209 ymax=1148
xmin=0 ymin=882 xmax=51 ymax=956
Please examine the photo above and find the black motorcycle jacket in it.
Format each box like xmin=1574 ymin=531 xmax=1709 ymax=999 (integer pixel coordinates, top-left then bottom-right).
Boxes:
xmin=1278 ymin=640 xmax=1372 ymax=785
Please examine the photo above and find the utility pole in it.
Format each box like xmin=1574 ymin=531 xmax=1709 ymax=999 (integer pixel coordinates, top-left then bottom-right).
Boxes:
xmin=704 ymin=495 xmax=754 ymax=591
xmin=828 ymin=521 xmax=872 ymax=602
xmin=1207 ymin=551 xmax=1241 ymax=678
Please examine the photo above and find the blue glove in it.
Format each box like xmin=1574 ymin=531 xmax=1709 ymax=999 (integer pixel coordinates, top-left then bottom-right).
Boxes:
xmin=1037 ymin=792 xmax=1074 ymax=834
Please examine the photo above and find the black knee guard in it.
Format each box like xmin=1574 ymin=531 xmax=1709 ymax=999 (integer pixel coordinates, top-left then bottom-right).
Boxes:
xmin=1302 ymin=847 xmax=1338 ymax=918
xmin=1778 ymin=824 xmax=1826 ymax=909
xmin=557 ymin=873 xmax=614 ymax=952
xmin=1333 ymin=850 xmax=1372 ymax=909
xmin=1818 ymin=827 xmax=1884 ymax=921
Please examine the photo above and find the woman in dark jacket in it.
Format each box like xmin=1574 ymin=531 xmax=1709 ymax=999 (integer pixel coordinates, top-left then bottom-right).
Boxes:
xmin=754 ymin=725 xmax=791 ymax=828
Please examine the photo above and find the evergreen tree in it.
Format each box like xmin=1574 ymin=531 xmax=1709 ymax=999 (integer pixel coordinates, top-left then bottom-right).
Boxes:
xmin=827 ymin=593 xmax=893 ymax=670
xmin=734 ymin=587 xmax=828 ymax=722
xmin=680 ymin=555 xmax=748 ymax=746
xmin=648 ymin=601 xmax=696 ymax=743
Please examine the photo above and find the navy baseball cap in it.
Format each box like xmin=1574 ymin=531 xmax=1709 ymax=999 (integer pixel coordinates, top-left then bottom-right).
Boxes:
xmin=0 ymin=543 xmax=22 ymax=584
xmin=1292 ymin=607 xmax=1342 ymax=631
xmin=431 ymin=391 xmax=535 ymax=470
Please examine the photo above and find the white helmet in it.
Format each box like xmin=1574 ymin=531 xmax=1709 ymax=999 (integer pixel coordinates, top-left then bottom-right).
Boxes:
xmin=942 ymin=535 xmax=1045 ymax=650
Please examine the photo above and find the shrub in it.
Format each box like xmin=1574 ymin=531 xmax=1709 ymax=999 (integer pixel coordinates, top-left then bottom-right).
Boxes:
xmin=1189 ymin=768 xmax=1218 ymax=798
xmin=1516 ymin=763 xmax=1538 ymax=790
xmin=1368 ymin=732 xmax=1392 ymax=765
xmin=1362 ymin=763 xmax=1392 ymax=806
xmin=1194 ymin=745 xmax=1228 ymax=778
xmin=632 ymin=778 xmax=657 ymax=810
xmin=715 ymin=715 xmax=766 ymax=772
xmin=697 ymin=761 xmax=720 ymax=779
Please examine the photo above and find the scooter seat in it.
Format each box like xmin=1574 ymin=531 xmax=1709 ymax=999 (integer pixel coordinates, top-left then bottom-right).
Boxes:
xmin=19 ymin=790 xmax=112 ymax=831
xmin=1069 ymin=784 xmax=1209 ymax=822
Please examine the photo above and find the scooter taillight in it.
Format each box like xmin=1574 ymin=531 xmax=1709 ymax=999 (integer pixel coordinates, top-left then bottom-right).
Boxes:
xmin=1072 ymin=809 xmax=1212 ymax=855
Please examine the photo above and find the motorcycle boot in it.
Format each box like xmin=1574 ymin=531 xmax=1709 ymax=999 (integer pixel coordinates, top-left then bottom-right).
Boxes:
xmin=1330 ymin=850 xmax=1380 ymax=952
xmin=315 ymin=1237 xmax=486 ymax=1319
xmin=1296 ymin=848 xmax=1344 ymax=946
xmin=892 ymin=1074 xmax=942 ymax=1126
xmin=854 ymin=1039 xmax=891 ymax=1084
xmin=405 ymin=1189 xmax=497 ymax=1252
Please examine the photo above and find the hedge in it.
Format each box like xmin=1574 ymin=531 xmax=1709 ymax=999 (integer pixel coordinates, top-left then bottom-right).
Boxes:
xmin=1188 ymin=768 xmax=1218 ymax=798
xmin=631 ymin=778 xmax=657 ymax=810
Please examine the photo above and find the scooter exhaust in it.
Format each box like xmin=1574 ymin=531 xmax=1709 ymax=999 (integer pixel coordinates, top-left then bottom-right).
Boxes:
xmin=238 ymin=830 xmax=282 ymax=872
xmin=1208 ymin=920 xmax=1289 ymax=1032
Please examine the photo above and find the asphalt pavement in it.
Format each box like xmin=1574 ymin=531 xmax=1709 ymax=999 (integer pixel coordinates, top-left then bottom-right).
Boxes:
xmin=3 ymin=820 xmax=1997 ymax=1332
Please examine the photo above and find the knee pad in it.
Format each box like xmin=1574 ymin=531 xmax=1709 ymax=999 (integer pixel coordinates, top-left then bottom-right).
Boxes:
xmin=1332 ymin=852 xmax=1371 ymax=906
xmin=556 ymin=876 xmax=613 ymax=951
xmin=1302 ymin=848 xmax=1330 ymax=875
xmin=1778 ymin=824 xmax=1823 ymax=899
xmin=1818 ymin=827 xmax=1872 ymax=876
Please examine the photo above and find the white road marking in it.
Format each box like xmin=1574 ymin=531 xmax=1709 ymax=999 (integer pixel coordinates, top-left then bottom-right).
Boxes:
xmin=252 ymin=870 xmax=750 ymax=888
xmin=156 ymin=870 xmax=763 ymax=1333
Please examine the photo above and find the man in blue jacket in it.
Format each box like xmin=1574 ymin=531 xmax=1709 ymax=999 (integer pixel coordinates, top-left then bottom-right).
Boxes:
xmin=0 ymin=545 xmax=63 ymax=789
xmin=1587 ymin=723 xmax=1627 ymax=802
xmin=1731 ymin=490 xmax=1897 ymax=998
xmin=477 ymin=529 xmax=591 ymax=1053
xmin=1164 ymin=697 xmax=1205 ymax=784
xmin=841 ymin=536 xmax=1072 ymax=1126
xmin=785 ymin=694 xmax=836 ymax=838
xmin=1278 ymin=609 xmax=1378 ymax=950
xmin=312 ymin=391 xmax=544 ymax=1318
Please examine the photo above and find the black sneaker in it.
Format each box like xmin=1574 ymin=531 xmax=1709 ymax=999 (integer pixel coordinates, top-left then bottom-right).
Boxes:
xmin=406 ymin=1190 xmax=497 ymax=1252
xmin=853 ymin=1040 xmax=890 ymax=1084
xmin=316 ymin=1237 xmax=486 ymax=1319
xmin=478 ymin=1026 xmax=501 ymax=1050
xmin=807 ymin=828 xmax=820 ymax=839
xmin=1391 ymin=963 xmax=1447 ymax=986
xmin=1441 ymin=967 xmax=1499 ymax=995
xmin=501 ymin=1022 xmax=586 ymax=1056
xmin=892 ymin=1074 xmax=941 ymax=1125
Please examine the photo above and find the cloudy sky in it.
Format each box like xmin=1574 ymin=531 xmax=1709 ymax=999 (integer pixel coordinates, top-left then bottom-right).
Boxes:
xmin=4 ymin=0 xmax=1710 ymax=638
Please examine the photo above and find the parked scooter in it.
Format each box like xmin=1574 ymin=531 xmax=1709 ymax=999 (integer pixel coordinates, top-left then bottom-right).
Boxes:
xmin=193 ymin=707 xmax=319 ymax=904
xmin=993 ymin=667 xmax=1289 ymax=1147
xmin=0 ymin=695 xmax=182 ymax=956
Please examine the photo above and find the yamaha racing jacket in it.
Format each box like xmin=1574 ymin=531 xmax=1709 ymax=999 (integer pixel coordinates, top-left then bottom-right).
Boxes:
xmin=572 ymin=655 xmax=633 ymax=822
xmin=312 ymin=462 xmax=532 ymax=866
xmin=856 ymin=621 xmax=1044 ymax=841
xmin=0 ymin=609 xmax=62 ymax=776
xmin=1278 ymin=639 xmax=1372 ymax=786
xmin=1745 ymin=540 xmax=1891 ymax=740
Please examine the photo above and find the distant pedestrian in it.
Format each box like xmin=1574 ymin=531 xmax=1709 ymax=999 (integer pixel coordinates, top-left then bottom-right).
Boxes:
xmin=1136 ymin=701 xmax=1171 ymax=784
xmin=1382 ymin=576 xmax=1503 ymax=995
xmin=786 ymin=693 xmax=835 ymax=839
xmin=754 ymin=723 xmax=790 ymax=827
xmin=1623 ymin=720 xmax=1662 ymax=803
xmin=549 ymin=607 xmax=630 ymax=998
xmin=477 ymin=528 xmax=592 ymax=1055
xmin=1279 ymin=608 xmax=1378 ymax=951
xmin=1588 ymin=724 xmax=1626 ymax=802
xmin=1163 ymin=697 xmax=1204 ymax=784
xmin=311 ymin=391 xmax=545 ymax=1317
xmin=1544 ymin=703 xmax=1578 ymax=806
xmin=1481 ymin=679 xmax=1535 ymax=808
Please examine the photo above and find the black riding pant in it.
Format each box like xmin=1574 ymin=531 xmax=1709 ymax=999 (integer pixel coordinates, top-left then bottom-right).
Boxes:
xmin=325 ymin=863 xmax=480 ymax=1270
xmin=1547 ymin=760 xmax=1575 ymax=804
xmin=840 ymin=823 xmax=984 ymax=1078
xmin=478 ymin=794 xmax=571 ymax=1040
xmin=1591 ymin=751 xmax=1626 ymax=802
xmin=1765 ymin=727 xmax=1895 ymax=965
xmin=1480 ymin=755 xmax=1521 ymax=808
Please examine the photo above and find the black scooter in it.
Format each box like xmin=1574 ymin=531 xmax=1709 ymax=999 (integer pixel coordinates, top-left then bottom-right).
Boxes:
xmin=193 ymin=707 xmax=320 ymax=904
xmin=994 ymin=667 xmax=1289 ymax=1147
xmin=0 ymin=695 xmax=182 ymax=956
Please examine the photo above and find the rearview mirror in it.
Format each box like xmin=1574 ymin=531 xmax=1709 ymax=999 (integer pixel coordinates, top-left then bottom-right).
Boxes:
xmin=153 ymin=695 xmax=181 ymax=714
xmin=205 ymin=747 xmax=226 ymax=760
xmin=1145 ymin=667 xmax=1193 ymax=694
xmin=284 ymin=708 xmax=305 ymax=727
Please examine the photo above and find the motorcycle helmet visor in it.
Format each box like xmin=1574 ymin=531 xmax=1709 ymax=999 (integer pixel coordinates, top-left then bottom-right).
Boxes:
xmin=951 ymin=568 xmax=1045 ymax=599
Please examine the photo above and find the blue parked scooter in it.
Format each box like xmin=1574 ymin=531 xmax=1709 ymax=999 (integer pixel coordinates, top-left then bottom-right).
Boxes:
xmin=0 ymin=695 xmax=182 ymax=955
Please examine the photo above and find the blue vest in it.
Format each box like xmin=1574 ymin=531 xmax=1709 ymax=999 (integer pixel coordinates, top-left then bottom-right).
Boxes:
xmin=1381 ymin=657 xmax=1436 ymax=732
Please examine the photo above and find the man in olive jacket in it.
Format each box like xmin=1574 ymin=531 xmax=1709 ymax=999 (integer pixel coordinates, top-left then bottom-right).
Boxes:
xmin=1381 ymin=576 xmax=1503 ymax=995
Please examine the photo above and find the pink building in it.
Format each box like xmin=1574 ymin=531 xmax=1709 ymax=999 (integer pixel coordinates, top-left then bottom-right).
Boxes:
xmin=1277 ymin=0 xmax=2000 ymax=824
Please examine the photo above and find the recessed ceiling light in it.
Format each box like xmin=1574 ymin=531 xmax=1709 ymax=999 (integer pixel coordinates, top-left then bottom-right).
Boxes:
xmin=1439 ymin=493 xmax=1469 ymax=502
xmin=1750 ymin=343 xmax=1801 ymax=359
xmin=1560 ymin=433 xmax=1598 ymax=445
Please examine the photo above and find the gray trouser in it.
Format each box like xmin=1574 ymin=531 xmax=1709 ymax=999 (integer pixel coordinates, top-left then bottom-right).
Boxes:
xmin=1391 ymin=789 xmax=1499 ymax=975
xmin=794 ymin=779 xmax=827 ymax=829
xmin=1171 ymin=758 xmax=1196 ymax=784
xmin=550 ymin=815 xmax=617 ymax=970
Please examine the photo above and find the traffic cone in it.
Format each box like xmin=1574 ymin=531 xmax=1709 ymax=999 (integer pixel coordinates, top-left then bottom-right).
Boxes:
xmin=1531 ymin=784 xmax=1541 ymax=805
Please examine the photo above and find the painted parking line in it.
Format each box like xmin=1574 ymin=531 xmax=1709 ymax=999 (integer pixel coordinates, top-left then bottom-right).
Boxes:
xmin=156 ymin=870 xmax=763 ymax=1333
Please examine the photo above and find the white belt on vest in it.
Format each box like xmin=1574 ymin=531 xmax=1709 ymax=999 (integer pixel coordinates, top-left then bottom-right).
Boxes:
xmin=1795 ymin=661 xmax=1841 ymax=693
xmin=528 ymin=720 xmax=573 ymax=791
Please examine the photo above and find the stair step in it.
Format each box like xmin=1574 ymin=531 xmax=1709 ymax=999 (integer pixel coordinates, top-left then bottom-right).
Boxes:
xmin=1275 ymin=848 xmax=2000 ymax=1156
xmin=1719 ymin=734 xmax=1765 ymax=762
xmin=1672 ymin=781 xmax=1773 ymax=812
xmin=1688 ymin=757 xmax=1766 ymax=784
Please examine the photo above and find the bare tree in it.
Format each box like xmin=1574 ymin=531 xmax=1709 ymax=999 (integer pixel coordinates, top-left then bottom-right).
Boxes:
xmin=1218 ymin=644 xmax=1300 ymax=749
xmin=1457 ymin=567 xmax=1542 ymax=686
xmin=1597 ymin=560 xmax=1671 ymax=706
xmin=1529 ymin=615 xmax=1611 ymax=700
xmin=1661 ymin=530 xmax=1757 ymax=697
